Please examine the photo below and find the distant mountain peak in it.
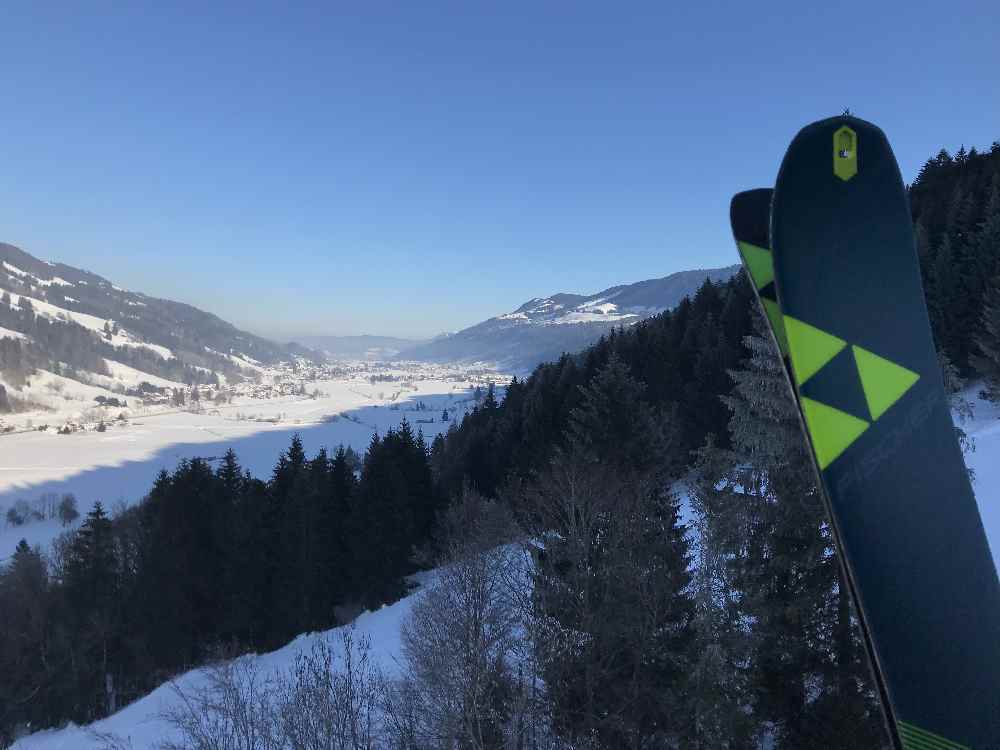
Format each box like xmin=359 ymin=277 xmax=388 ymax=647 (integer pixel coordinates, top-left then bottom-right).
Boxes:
xmin=401 ymin=264 xmax=740 ymax=371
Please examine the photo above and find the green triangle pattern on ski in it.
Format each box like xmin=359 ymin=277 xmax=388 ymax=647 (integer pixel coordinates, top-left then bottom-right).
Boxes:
xmin=736 ymin=241 xmax=774 ymax=290
xmin=853 ymin=345 xmax=920 ymax=420
xmin=784 ymin=315 xmax=846 ymax=385
xmin=800 ymin=396 xmax=869 ymax=470
xmin=898 ymin=720 xmax=970 ymax=750
xmin=761 ymin=298 xmax=788 ymax=355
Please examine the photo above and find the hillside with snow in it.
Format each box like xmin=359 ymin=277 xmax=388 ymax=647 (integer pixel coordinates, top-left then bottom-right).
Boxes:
xmin=0 ymin=242 xmax=314 ymax=421
xmin=12 ymin=571 xmax=430 ymax=750
xmin=401 ymin=265 xmax=739 ymax=371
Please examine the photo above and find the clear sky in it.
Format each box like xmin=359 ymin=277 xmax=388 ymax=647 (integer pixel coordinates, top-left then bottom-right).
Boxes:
xmin=1 ymin=2 xmax=997 ymax=340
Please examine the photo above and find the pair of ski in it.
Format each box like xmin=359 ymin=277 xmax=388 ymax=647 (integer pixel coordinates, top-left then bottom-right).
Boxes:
xmin=730 ymin=116 xmax=1000 ymax=749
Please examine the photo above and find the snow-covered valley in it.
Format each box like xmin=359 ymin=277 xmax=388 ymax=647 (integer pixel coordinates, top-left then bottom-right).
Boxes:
xmin=1 ymin=360 xmax=507 ymax=562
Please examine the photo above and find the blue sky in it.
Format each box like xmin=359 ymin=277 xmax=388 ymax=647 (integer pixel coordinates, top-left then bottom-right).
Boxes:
xmin=1 ymin=2 xmax=997 ymax=340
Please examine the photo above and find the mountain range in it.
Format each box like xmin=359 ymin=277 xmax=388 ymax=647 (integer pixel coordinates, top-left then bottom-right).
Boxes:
xmin=399 ymin=265 xmax=740 ymax=371
xmin=2 ymin=239 xmax=739 ymax=397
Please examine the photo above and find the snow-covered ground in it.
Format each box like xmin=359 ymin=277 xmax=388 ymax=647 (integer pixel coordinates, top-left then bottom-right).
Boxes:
xmin=0 ymin=364 xmax=498 ymax=561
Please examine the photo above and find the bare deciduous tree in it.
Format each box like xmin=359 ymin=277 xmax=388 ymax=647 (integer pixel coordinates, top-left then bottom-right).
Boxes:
xmin=158 ymin=629 xmax=385 ymax=750
xmin=384 ymin=490 xmax=566 ymax=750
xmin=158 ymin=658 xmax=281 ymax=750
xmin=277 ymin=630 xmax=385 ymax=750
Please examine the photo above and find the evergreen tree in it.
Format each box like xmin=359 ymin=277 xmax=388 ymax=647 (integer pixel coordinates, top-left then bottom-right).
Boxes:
xmin=911 ymin=140 xmax=1000 ymax=371
xmin=694 ymin=322 xmax=887 ymax=748
xmin=351 ymin=432 xmax=411 ymax=606
xmin=530 ymin=357 xmax=695 ymax=747
xmin=928 ymin=234 xmax=960 ymax=356
xmin=215 ymin=449 xmax=252 ymax=643
xmin=565 ymin=353 xmax=666 ymax=473
xmin=321 ymin=445 xmax=356 ymax=608
xmin=63 ymin=502 xmax=121 ymax=720
xmin=270 ymin=434 xmax=309 ymax=641
xmin=0 ymin=540 xmax=51 ymax=741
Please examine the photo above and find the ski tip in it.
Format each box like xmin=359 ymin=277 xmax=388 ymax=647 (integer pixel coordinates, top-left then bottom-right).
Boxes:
xmin=775 ymin=115 xmax=901 ymax=193
xmin=729 ymin=188 xmax=773 ymax=247
xmin=788 ymin=113 xmax=890 ymax=147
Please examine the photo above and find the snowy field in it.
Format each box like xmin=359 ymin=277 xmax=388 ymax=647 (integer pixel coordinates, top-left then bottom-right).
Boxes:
xmin=1 ymin=369 xmax=495 ymax=562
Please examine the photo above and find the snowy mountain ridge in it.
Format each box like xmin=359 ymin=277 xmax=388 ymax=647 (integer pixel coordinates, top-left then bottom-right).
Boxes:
xmin=401 ymin=264 xmax=740 ymax=371
xmin=0 ymin=242 xmax=312 ymax=403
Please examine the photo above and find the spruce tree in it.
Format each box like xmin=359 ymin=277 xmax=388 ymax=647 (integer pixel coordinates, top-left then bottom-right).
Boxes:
xmin=530 ymin=357 xmax=695 ymax=747
xmin=272 ymin=434 xmax=310 ymax=639
xmin=64 ymin=502 xmax=120 ymax=720
xmin=0 ymin=540 xmax=51 ymax=738
xmin=929 ymin=234 xmax=960 ymax=357
xmin=322 ymin=445 xmax=355 ymax=607
xmin=694 ymin=321 xmax=887 ymax=748
xmin=216 ymin=449 xmax=250 ymax=642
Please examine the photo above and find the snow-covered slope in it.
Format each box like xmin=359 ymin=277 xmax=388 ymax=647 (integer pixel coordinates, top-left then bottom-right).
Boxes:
xmin=401 ymin=265 xmax=740 ymax=371
xmin=12 ymin=571 xmax=431 ymax=750
xmin=0 ymin=242 xmax=312 ymax=397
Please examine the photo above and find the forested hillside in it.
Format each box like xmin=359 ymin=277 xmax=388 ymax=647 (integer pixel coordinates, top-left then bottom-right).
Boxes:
xmin=400 ymin=264 xmax=739 ymax=371
xmin=3 ymin=140 xmax=1000 ymax=748
xmin=911 ymin=142 xmax=1000 ymax=373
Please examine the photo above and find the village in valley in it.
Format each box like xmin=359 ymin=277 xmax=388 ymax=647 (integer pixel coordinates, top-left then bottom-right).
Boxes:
xmin=0 ymin=357 xmax=507 ymax=437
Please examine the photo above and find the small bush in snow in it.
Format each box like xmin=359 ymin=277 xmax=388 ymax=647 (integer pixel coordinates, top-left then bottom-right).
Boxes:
xmin=58 ymin=494 xmax=80 ymax=526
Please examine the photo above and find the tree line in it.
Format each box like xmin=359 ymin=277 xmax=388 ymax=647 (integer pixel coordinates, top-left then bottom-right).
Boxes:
xmin=911 ymin=141 xmax=1000 ymax=376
